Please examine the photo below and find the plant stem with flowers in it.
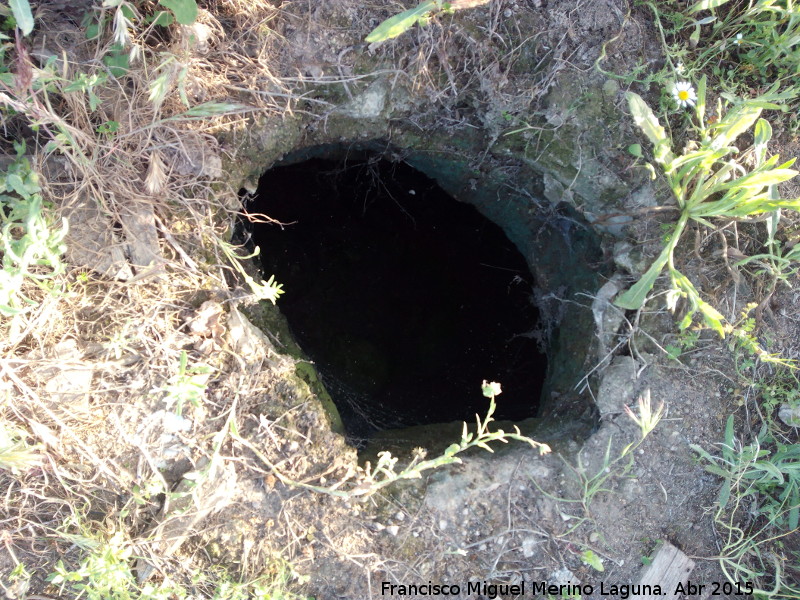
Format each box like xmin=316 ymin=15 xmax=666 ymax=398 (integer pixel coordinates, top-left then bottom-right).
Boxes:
xmin=233 ymin=381 xmax=551 ymax=500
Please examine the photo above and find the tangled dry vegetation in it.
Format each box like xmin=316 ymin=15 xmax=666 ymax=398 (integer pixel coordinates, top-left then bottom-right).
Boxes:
xmin=0 ymin=1 xmax=361 ymax=597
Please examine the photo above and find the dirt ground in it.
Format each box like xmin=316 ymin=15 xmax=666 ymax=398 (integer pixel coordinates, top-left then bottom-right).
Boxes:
xmin=2 ymin=0 xmax=798 ymax=599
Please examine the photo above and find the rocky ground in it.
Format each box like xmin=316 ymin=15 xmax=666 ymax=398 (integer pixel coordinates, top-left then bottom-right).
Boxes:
xmin=1 ymin=0 xmax=798 ymax=599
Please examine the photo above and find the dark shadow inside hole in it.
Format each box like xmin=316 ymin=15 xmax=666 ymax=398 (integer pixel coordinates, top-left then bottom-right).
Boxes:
xmin=246 ymin=155 xmax=548 ymax=443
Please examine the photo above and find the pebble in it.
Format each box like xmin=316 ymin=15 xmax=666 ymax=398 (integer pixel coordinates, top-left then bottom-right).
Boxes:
xmin=504 ymin=8 xmax=513 ymax=17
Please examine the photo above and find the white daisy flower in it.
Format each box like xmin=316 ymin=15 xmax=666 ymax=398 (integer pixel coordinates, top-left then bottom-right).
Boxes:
xmin=733 ymin=33 xmax=744 ymax=46
xmin=672 ymin=81 xmax=697 ymax=108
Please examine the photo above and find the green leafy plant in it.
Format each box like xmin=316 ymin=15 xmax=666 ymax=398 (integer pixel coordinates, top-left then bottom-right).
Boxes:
xmin=160 ymin=350 xmax=213 ymax=415
xmin=101 ymin=0 xmax=198 ymax=28
xmin=47 ymin=527 xmax=306 ymax=600
xmin=615 ymin=79 xmax=800 ymax=335
xmin=687 ymin=0 xmax=800 ymax=97
xmin=692 ymin=415 xmax=799 ymax=531
xmin=691 ymin=415 xmax=800 ymax=597
xmin=158 ymin=0 xmax=198 ymax=25
xmin=665 ymin=328 xmax=701 ymax=360
xmin=63 ymin=71 xmax=109 ymax=112
xmin=626 ymin=1 xmax=800 ymax=134
xmin=0 ymin=146 xmax=69 ymax=316
xmin=580 ymin=548 xmax=604 ymax=572
xmin=364 ymin=0 xmax=494 ymax=43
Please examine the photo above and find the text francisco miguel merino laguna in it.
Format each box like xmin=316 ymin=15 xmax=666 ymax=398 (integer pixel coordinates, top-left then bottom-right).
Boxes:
xmin=381 ymin=580 xmax=672 ymax=598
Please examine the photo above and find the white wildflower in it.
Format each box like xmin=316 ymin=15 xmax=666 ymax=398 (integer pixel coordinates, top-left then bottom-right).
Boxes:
xmin=733 ymin=33 xmax=744 ymax=46
xmin=481 ymin=380 xmax=502 ymax=398
xmin=672 ymin=81 xmax=697 ymax=108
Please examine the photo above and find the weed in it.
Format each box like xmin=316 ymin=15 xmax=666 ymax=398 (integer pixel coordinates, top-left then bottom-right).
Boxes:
xmin=615 ymin=80 xmax=800 ymax=338
xmin=47 ymin=527 xmax=309 ymax=600
xmin=579 ymin=548 xmax=604 ymax=572
xmin=218 ymin=240 xmax=285 ymax=304
xmin=692 ymin=416 xmax=799 ymax=531
xmin=365 ymin=0 xmax=490 ymax=43
xmin=631 ymin=0 xmax=800 ymax=131
xmin=532 ymin=391 xmax=665 ymax=531
xmin=692 ymin=411 xmax=800 ymax=597
xmin=235 ymin=381 xmax=551 ymax=500
xmin=159 ymin=350 xmax=212 ymax=415
xmin=0 ymin=146 xmax=69 ymax=316
xmin=686 ymin=0 xmax=800 ymax=103
xmin=8 ymin=0 xmax=34 ymax=36
xmin=665 ymin=328 xmax=701 ymax=361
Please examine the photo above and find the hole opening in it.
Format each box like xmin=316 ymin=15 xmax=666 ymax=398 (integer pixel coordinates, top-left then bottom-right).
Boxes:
xmin=245 ymin=150 xmax=550 ymax=445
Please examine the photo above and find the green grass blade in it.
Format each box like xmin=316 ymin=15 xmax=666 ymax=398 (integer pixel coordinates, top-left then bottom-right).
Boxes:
xmin=365 ymin=1 xmax=437 ymax=43
xmin=754 ymin=118 xmax=773 ymax=166
xmin=9 ymin=0 xmax=34 ymax=36
xmin=708 ymin=195 xmax=800 ymax=218
xmin=179 ymin=102 xmax=250 ymax=117
xmin=724 ymin=415 xmax=735 ymax=454
xmin=718 ymin=478 xmax=731 ymax=507
xmin=671 ymin=269 xmax=726 ymax=335
xmin=626 ymin=92 xmax=674 ymax=165
xmin=696 ymin=74 xmax=707 ymax=125
xmin=690 ymin=0 xmax=732 ymax=12
xmin=726 ymin=168 xmax=798 ymax=190
xmin=711 ymin=104 xmax=763 ymax=150
xmin=614 ymin=243 xmax=673 ymax=310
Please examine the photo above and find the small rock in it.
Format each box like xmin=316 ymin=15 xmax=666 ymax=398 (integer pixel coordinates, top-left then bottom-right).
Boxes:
xmin=595 ymin=356 xmax=639 ymax=416
xmin=161 ymin=411 xmax=192 ymax=434
xmin=521 ymin=537 xmax=539 ymax=558
xmin=778 ymin=404 xmax=800 ymax=427
xmin=589 ymin=532 xmax=599 ymax=543
xmin=549 ymin=568 xmax=578 ymax=586
xmin=386 ymin=525 xmax=399 ymax=536
xmin=614 ymin=240 xmax=650 ymax=275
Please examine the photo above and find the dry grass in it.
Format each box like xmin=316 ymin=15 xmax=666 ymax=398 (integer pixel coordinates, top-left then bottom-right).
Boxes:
xmin=0 ymin=2 xmax=320 ymax=595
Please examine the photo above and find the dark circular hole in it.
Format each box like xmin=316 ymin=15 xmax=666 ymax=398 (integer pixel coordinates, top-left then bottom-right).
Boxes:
xmin=246 ymin=153 xmax=547 ymax=444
